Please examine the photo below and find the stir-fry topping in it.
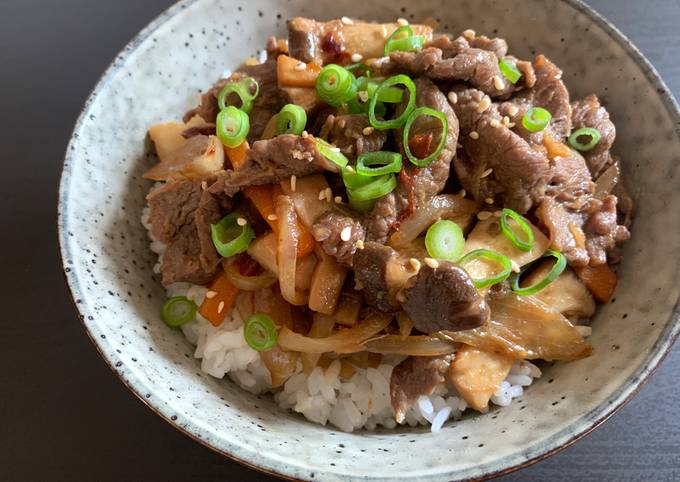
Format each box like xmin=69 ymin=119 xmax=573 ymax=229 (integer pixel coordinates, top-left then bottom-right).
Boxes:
xmin=383 ymin=25 xmax=426 ymax=56
xmin=458 ymin=248 xmax=513 ymax=289
xmin=244 ymin=313 xmax=278 ymax=350
xmin=498 ymin=58 xmax=522 ymax=84
xmin=211 ymin=213 xmax=255 ymax=257
xmin=500 ymin=208 xmax=535 ymax=252
xmin=161 ymin=296 xmax=197 ymax=327
xmin=403 ymin=106 xmax=449 ymax=167
xmin=425 ymin=220 xmax=464 ymax=261
xmin=511 ymin=249 xmax=567 ymax=296
xmin=568 ymin=127 xmax=601 ymax=151
xmin=521 ymin=107 xmax=552 ymax=132
xmin=368 ymin=74 xmax=417 ymax=130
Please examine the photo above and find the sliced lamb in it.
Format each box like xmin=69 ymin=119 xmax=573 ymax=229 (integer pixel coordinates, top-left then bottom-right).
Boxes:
xmin=312 ymin=208 xmax=366 ymax=266
xmin=571 ymin=94 xmax=617 ymax=177
xmin=319 ymin=114 xmax=387 ymax=159
xmin=366 ymin=77 xmax=459 ymax=242
xmin=390 ymin=356 xmax=452 ymax=423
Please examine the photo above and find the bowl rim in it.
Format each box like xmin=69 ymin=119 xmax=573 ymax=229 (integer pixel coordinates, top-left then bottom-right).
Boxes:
xmin=57 ymin=0 xmax=680 ymax=480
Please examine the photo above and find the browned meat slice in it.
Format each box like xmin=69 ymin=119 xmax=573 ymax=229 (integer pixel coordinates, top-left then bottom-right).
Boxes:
xmin=469 ymin=35 xmax=508 ymax=59
xmin=184 ymin=60 xmax=284 ymax=142
xmin=452 ymin=88 xmax=552 ymax=213
xmin=401 ymin=262 xmax=490 ymax=333
xmin=352 ymin=242 xmax=408 ymax=312
xmin=390 ymin=356 xmax=451 ymax=423
xmin=319 ymin=114 xmax=387 ymax=159
xmin=571 ymin=94 xmax=617 ymax=177
xmin=366 ymin=77 xmax=459 ymax=241
xmin=147 ymin=179 xmax=230 ymax=285
xmin=312 ymin=208 xmax=366 ymax=266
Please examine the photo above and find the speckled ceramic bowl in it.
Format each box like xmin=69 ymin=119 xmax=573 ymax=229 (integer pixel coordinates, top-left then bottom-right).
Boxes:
xmin=58 ymin=0 xmax=680 ymax=480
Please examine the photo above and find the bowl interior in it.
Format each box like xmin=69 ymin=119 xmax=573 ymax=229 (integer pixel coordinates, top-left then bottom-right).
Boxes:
xmin=59 ymin=0 xmax=680 ymax=480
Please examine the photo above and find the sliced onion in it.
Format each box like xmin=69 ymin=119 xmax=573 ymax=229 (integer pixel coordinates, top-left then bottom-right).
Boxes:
xmin=276 ymin=195 xmax=308 ymax=305
xmin=280 ymin=174 xmax=332 ymax=229
xmin=308 ymin=248 xmax=348 ymax=315
xmin=396 ymin=311 xmax=414 ymax=338
xmin=223 ymin=257 xmax=277 ymax=291
xmin=389 ymin=194 xmax=479 ymax=248
xmin=278 ymin=312 xmax=392 ymax=354
xmin=260 ymin=346 xmax=298 ymax=388
xmin=594 ymin=162 xmax=620 ymax=200
xmin=363 ymin=335 xmax=458 ymax=356
xmin=300 ymin=312 xmax=336 ymax=374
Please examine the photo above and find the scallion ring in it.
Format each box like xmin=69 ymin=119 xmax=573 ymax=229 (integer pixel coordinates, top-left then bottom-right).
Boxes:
xmin=425 ymin=220 xmax=465 ymax=262
xmin=316 ymin=64 xmax=357 ymax=106
xmin=568 ymin=127 xmax=601 ymax=152
xmin=345 ymin=63 xmax=372 ymax=77
xmin=216 ymin=106 xmax=250 ymax=148
xmin=500 ymin=208 xmax=535 ymax=252
xmin=210 ymin=213 xmax=255 ymax=258
xmin=161 ymin=296 xmax=197 ymax=327
xmin=499 ymin=58 xmax=522 ymax=84
xmin=244 ymin=313 xmax=278 ymax=351
xmin=384 ymin=26 xmax=425 ymax=55
xmin=368 ymin=74 xmax=416 ymax=130
xmin=403 ymin=106 xmax=449 ymax=167
xmin=217 ymin=77 xmax=259 ymax=113
xmin=510 ymin=249 xmax=566 ymax=296
xmin=315 ymin=138 xmax=349 ymax=168
xmin=276 ymin=103 xmax=307 ymax=135
xmin=356 ymin=151 xmax=402 ymax=177
xmin=458 ymin=249 xmax=513 ymax=289
xmin=342 ymin=166 xmax=375 ymax=190
xmin=522 ymin=107 xmax=552 ymax=132
xmin=366 ymin=80 xmax=404 ymax=103
xmin=346 ymin=174 xmax=397 ymax=211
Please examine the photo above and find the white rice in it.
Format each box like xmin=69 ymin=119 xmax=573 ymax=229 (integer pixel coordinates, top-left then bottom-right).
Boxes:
xmin=143 ymin=211 xmax=548 ymax=433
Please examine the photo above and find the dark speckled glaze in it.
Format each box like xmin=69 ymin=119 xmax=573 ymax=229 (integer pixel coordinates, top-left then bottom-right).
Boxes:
xmin=58 ymin=0 xmax=680 ymax=480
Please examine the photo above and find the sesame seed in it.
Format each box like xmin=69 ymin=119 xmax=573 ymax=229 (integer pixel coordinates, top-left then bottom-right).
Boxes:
xmin=481 ymin=168 xmax=493 ymax=178
xmin=490 ymin=118 xmax=500 ymax=128
xmin=555 ymin=73 xmax=562 ymax=80
xmin=290 ymin=175 xmax=297 ymax=192
xmin=318 ymin=190 xmax=326 ymax=200
xmin=462 ymin=29 xmax=476 ymax=39
xmin=267 ymin=214 xmax=278 ymax=221
xmin=507 ymin=122 xmax=516 ymax=128
xmin=381 ymin=25 xmax=388 ymax=38
xmin=469 ymin=131 xmax=479 ymax=140
xmin=507 ymin=105 xmax=519 ymax=117
xmin=511 ymin=260 xmax=521 ymax=273
xmin=485 ymin=197 xmax=495 ymax=204
xmin=459 ymin=189 xmax=467 ymax=197
xmin=330 ymin=146 xmax=341 ymax=153
xmin=502 ymin=116 xmax=511 ymax=126
xmin=205 ymin=291 xmax=218 ymax=299
xmin=334 ymin=196 xmax=342 ymax=204
xmin=355 ymin=239 xmax=365 ymax=250
xmin=447 ymin=91 xmax=458 ymax=104
xmin=424 ymin=258 xmax=439 ymax=269
xmin=477 ymin=211 xmax=493 ymax=220
xmin=294 ymin=62 xmax=306 ymax=71
xmin=325 ymin=187 xmax=333 ymax=202
xmin=397 ymin=18 xmax=409 ymax=26
xmin=408 ymin=258 xmax=421 ymax=272
xmin=358 ymin=90 xmax=369 ymax=103
xmin=340 ymin=226 xmax=352 ymax=241
xmin=237 ymin=217 xmax=247 ymax=226
xmin=301 ymin=130 xmax=309 ymax=138
xmin=493 ymin=210 xmax=502 ymax=218
xmin=345 ymin=165 xmax=355 ymax=173
xmin=201 ymin=181 xmax=208 ymax=190
xmin=341 ymin=16 xmax=354 ymax=25
xmin=493 ymin=75 xmax=504 ymax=91
xmin=477 ymin=97 xmax=491 ymax=113
xmin=351 ymin=53 xmax=363 ymax=62
xmin=217 ymin=301 xmax=225 ymax=313
xmin=362 ymin=126 xmax=374 ymax=135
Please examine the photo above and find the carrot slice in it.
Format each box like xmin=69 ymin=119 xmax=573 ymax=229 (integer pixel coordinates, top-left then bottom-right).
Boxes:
xmin=277 ymin=54 xmax=321 ymax=88
xmin=199 ymin=271 xmax=240 ymax=327
xmin=574 ymin=264 xmax=618 ymax=303
xmin=543 ymin=131 xmax=572 ymax=159
xmin=224 ymin=141 xmax=249 ymax=170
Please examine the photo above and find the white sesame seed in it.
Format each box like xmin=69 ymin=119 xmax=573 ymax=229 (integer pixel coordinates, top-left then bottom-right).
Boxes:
xmin=490 ymin=118 xmax=500 ymax=128
xmin=267 ymin=214 xmax=278 ymax=221
xmin=217 ymin=301 xmax=225 ymax=313
xmin=493 ymin=75 xmax=504 ymax=91
xmin=301 ymin=130 xmax=309 ymax=138
xmin=334 ymin=196 xmax=342 ymax=204
xmin=507 ymin=122 xmax=516 ymax=128
xmin=469 ymin=131 xmax=479 ymax=140
xmin=408 ymin=258 xmax=421 ymax=272
xmin=485 ymin=197 xmax=495 ymax=204
xmin=381 ymin=25 xmax=388 ymax=37
xmin=447 ymin=91 xmax=458 ymax=104
xmin=340 ymin=226 xmax=352 ymax=242
xmin=351 ymin=53 xmax=363 ymax=62
xmin=477 ymin=97 xmax=491 ymax=113
xmin=290 ymin=175 xmax=297 ymax=192
xmin=201 ymin=181 xmax=208 ymax=190
xmin=477 ymin=211 xmax=493 ymax=220
xmin=330 ymin=146 xmax=341 ymax=153
xmin=424 ymin=258 xmax=439 ymax=269
xmin=325 ymin=187 xmax=333 ymax=202
xmin=345 ymin=165 xmax=355 ymax=174
xmin=462 ymin=29 xmax=476 ymax=39
xmin=511 ymin=260 xmax=521 ymax=273
xmin=481 ymin=168 xmax=493 ymax=178
xmin=555 ymin=73 xmax=562 ymax=80
xmin=237 ymin=217 xmax=247 ymax=226
xmin=397 ymin=18 xmax=409 ymax=26
xmin=458 ymin=189 xmax=467 ymax=197
xmin=294 ymin=62 xmax=306 ymax=71
xmin=205 ymin=290 xmax=218 ymax=299
xmin=341 ymin=16 xmax=354 ymax=25
xmin=318 ymin=189 xmax=326 ymax=200
xmin=362 ymin=126 xmax=374 ymax=135
xmin=502 ymin=116 xmax=511 ymax=126
xmin=358 ymin=90 xmax=369 ymax=103
xmin=507 ymin=104 xmax=519 ymax=117
xmin=355 ymin=239 xmax=365 ymax=250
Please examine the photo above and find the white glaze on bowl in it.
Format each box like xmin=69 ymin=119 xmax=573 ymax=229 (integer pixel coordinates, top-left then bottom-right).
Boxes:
xmin=58 ymin=0 xmax=680 ymax=480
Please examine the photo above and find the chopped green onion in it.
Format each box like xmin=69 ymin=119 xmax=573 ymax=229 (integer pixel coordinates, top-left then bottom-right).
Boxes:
xmin=511 ymin=250 xmax=566 ymax=296
xmin=210 ymin=213 xmax=255 ymax=258
xmin=366 ymin=80 xmax=404 ymax=103
xmin=403 ymin=106 xmax=449 ymax=167
xmin=345 ymin=63 xmax=372 ymax=77
xmin=315 ymin=138 xmax=349 ymax=168
xmin=374 ymin=101 xmax=387 ymax=118
xmin=216 ymin=106 xmax=250 ymax=148
xmin=459 ymin=249 xmax=513 ymax=289
xmin=244 ymin=313 xmax=278 ymax=351
xmin=522 ymin=107 xmax=552 ymax=132
xmin=356 ymin=151 xmax=402 ymax=177
xmin=568 ymin=127 xmax=601 ymax=152
xmin=384 ymin=26 xmax=425 ymax=56
xmin=425 ymin=220 xmax=465 ymax=262
xmin=500 ymin=208 xmax=535 ymax=252
xmin=217 ymin=77 xmax=259 ymax=113
xmin=342 ymin=166 xmax=375 ymax=190
xmin=346 ymin=174 xmax=397 ymax=211
xmin=498 ymin=58 xmax=522 ymax=84
xmin=316 ymin=64 xmax=357 ymax=106
xmin=161 ymin=296 xmax=197 ymax=327
xmin=276 ymin=104 xmax=307 ymax=135
xmin=368 ymin=74 xmax=416 ymax=130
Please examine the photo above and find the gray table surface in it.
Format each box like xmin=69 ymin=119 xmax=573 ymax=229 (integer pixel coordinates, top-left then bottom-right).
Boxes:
xmin=2 ymin=0 xmax=679 ymax=480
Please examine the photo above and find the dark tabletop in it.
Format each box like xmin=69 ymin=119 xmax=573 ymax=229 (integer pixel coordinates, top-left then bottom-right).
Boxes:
xmin=2 ymin=0 xmax=679 ymax=480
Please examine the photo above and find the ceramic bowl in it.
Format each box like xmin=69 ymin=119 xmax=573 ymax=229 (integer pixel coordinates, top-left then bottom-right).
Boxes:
xmin=58 ymin=0 xmax=680 ymax=480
